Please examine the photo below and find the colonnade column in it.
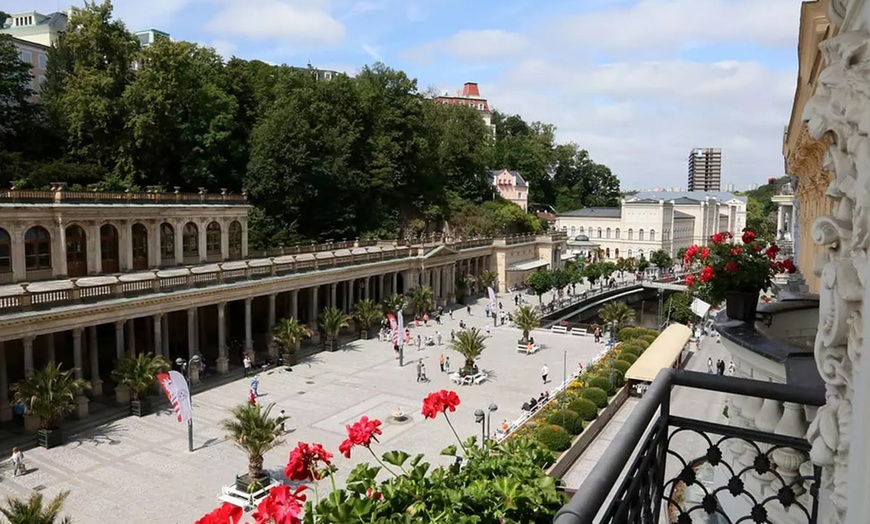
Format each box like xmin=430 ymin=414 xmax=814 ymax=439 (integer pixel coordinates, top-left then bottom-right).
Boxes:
xmin=244 ymin=298 xmax=253 ymax=354
xmin=330 ymin=283 xmax=337 ymax=310
xmin=187 ymin=308 xmax=200 ymax=382
xmin=309 ymin=286 xmax=321 ymax=344
xmin=161 ymin=315 xmax=169 ymax=359
xmin=88 ymin=326 xmax=102 ymax=395
xmin=268 ymin=293 xmax=277 ymax=329
xmin=126 ymin=319 xmax=135 ymax=357
xmin=0 ymin=342 xmax=10 ymax=421
xmin=290 ymin=290 xmax=298 ymax=320
xmin=153 ymin=313 xmax=163 ymax=357
xmin=23 ymin=336 xmax=34 ymax=375
xmin=363 ymin=278 xmax=369 ymax=301
xmin=47 ymin=333 xmax=56 ymax=364
xmin=217 ymin=302 xmax=229 ymax=373
xmin=72 ymin=327 xmax=89 ymax=418
xmin=115 ymin=321 xmax=125 ymax=360
xmin=392 ymin=272 xmax=398 ymax=296
xmin=378 ymin=275 xmax=385 ymax=303
xmin=346 ymin=279 xmax=355 ymax=311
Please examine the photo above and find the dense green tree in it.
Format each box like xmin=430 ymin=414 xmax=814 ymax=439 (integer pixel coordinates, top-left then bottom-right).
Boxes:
xmin=551 ymin=268 xmax=572 ymax=294
xmin=665 ymin=291 xmax=695 ymax=324
xmin=650 ymin=250 xmax=674 ymax=275
xmin=491 ymin=112 xmax=557 ymax=206
xmin=552 ymin=143 xmax=620 ymax=211
xmin=0 ymin=30 xmax=34 ymax=150
xmin=527 ymin=270 xmax=553 ymax=308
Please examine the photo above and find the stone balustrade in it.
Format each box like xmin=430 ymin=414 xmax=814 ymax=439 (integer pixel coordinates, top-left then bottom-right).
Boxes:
xmin=1 ymin=184 xmax=249 ymax=205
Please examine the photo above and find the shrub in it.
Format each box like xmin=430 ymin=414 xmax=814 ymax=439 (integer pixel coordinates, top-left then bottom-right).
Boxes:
xmin=537 ymin=424 xmax=572 ymax=452
xmin=617 ymin=327 xmax=641 ymax=341
xmin=579 ymin=387 xmax=608 ymax=408
xmin=568 ymin=398 xmax=598 ymax=421
xmin=635 ymin=340 xmax=651 ymax=351
xmin=620 ymin=353 xmax=637 ymax=364
xmin=610 ymin=368 xmax=625 ymax=388
xmin=548 ymin=410 xmax=584 ymax=435
xmin=590 ymin=376 xmax=615 ymax=395
xmin=613 ymin=359 xmax=632 ymax=376
xmin=641 ymin=334 xmax=658 ymax=345
xmin=618 ymin=346 xmax=640 ymax=358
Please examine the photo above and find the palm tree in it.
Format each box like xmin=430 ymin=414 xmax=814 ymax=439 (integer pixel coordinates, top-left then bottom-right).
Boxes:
xmin=513 ymin=305 xmax=541 ymax=343
xmin=0 ymin=491 xmax=71 ymax=524
xmin=272 ymin=317 xmax=311 ymax=365
xmin=382 ymin=293 xmax=406 ymax=315
xmin=462 ymin=274 xmax=477 ymax=294
xmin=599 ymin=301 xmax=636 ymax=332
xmin=478 ymin=269 xmax=498 ymax=290
xmin=450 ymin=327 xmax=487 ymax=375
xmin=408 ymin=285 xmax=434 ymax=315
xmin=111 ymin=353 xmax=170 ymax=415
xmin=221 ymin=402 xmax=286 ymax=481
xmin=318 ymin=306 xmax=350 ymax=351
xmin=11 ymin=363 xmax=91 ymax=431
xmin=353 ymin=299 xmax=383 ymax=338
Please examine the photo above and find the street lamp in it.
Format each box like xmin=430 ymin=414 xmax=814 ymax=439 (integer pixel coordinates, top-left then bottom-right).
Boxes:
xmin=176 ymin=355 xmax=201 ymax=452
xmin=474 ymin=409 xmax=486 ymax=447
xmin=657 ymin=289 xmax=664 ymax=331
xmin=486 ymin=403 xmax=498 ymax=438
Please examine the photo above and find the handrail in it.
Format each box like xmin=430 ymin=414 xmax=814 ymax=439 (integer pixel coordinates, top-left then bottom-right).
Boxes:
xmin=0 ymin=185 xmax=250 ymax=204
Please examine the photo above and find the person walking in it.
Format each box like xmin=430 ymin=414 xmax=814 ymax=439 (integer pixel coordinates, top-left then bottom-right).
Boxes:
xmin=249 ymin=389 xmax=257 ymax=405
xmin=436 ymin=331 xmax=442 ymax=345
xmin=450 ymin=329 xmax=455 ymax=342
xmin=416 ymin=359 xmax=424 ymax=382
xmin=728 ymin=360 xmax=735 ymax=375
xmin=416 ymin=335 xmax=422 ymax=351
xmin=707 ymin=357 xmax=713 ymax=374
xmin=541 ymin=364 xmax=549 ymax=384
xmin=466 ymin=305 xmax=471 ymax=315
xmin=251 ymin=375 xmax=260 ymax=397
xmin=439 ymin=354 xmax=445 ymax=372
xmin=243 ymin=355 xmax=252 ymax=377
xmin=449 ymin=309 xmax=454 ymax=320
xmin=445 ymin=356 xmax=451 ymax=374
xmin=279 ymin=410 xmax=286 ymax=433
xmin=10 ymin=447 xmax=24 ymax=477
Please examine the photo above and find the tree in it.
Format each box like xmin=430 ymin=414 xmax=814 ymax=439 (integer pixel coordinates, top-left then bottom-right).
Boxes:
xmin=318 ymin=307 xmax=350 ymax=350
xmin=0 ymin=491 xmax=72 ymax=524
xmin=582 ymin=263 xmax=602 ymax=287
xmin=408 ymin=285 xmax=434 ymax=315
xmin=272 ymin=317 xmax=311 ymax=359
xmin=353 ymin=298 xmax=383 ymax=337
xmin=513 ymin=305 xmax=540 ymax=342
xmin=599 ymin=301 xmax=636 ymax=331
xmin=665 ymin=291 xmax=695 ymax=324
xmin=676 ymin=247 xmax=689 ymax=264
xmin=11 ymin=364 xmax=91 ymax=430
xmin=381 ymin=293 xmax=406 ymax=315
xmin=550 ymin=268 xmax=572 ymax=295
xmin=0 ymin=33 xmax=35 ymax=150
xmin=650 ymin=250 xmax=673 ymax=276
xmin=478 ymin=269 xmax=498 ymax=290
xmin=220 ymin=402 xmax=286 ymax=481
xmin=527 ymin=270 xmax=554 ymax=308
xmin=450 ymin=327 xmax=486 ymax=375
xmin=599 ymin=261 xmax=617 ymax=282
xmin=637 ymin=258 xmax=651 ymax=274
xmin=111 ymin=353 xmax=170 ymax=401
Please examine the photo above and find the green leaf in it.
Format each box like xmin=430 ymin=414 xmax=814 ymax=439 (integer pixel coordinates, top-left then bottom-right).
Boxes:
xmin=381 ymin=450 xmax=410 ymax=467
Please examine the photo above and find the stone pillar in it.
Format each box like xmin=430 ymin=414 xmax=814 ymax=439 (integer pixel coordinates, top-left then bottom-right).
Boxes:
xmin=290 ymin=289 xmax=298 ymax=319
xmin=241 ymin=221 xmax=249 ymax=258
xmin=244 ymin=298 xmax=253 ymax=353
xmin=147 ymin=221 xmax=160 ymax=268
xmin=161 ymin=314 xmax=169 ymax=359
xmin=52 ymin=218 xmax=69 ymax=278
xmin=268 ymin=293 xmax=277 ymax=329
xmin=392 ymin=272 xmax=398 ymax=296
xmin=115 ymin=320 xmax=125 ymax=360
xmin=378 ymin=274 xmax=385 ymax=303
xmin=10 ymin=224 xmax=26 ymax=282
xmin=90 ymin=222 xmax=103 ymax=274
xmin=174 ymin=219 xmax=184 ymax=266
xmin=0 ymin=342 xmax=11 ymax=421
xmin=72 ymin=327 xmax=89 ymax=418
xmin=88 ymin=326 xmax=102 ymax=395
xmin=220 ymin=221 xmax=230 ymax=261
xmin=363 ymin=277 xmax=369 ymax=300
xmin=309 ymin=287 xmax=320 ymax=344
xmin=187 ymin=308 xmax=200 ymax=382
xmin=153 ymin=313 xmax=163 ymax=357
xmin=330 ymin=283 xmax=337 ymax=309
xmin=23 ymin=335 xmax=34 ymax=374
xmin=347 ymin=279 xmax=355 ymax=310
xmin=46 ymin=332 xmax=56 ymax=364
xmin=197 ymin=220 xmax=208 ymax=263
xmin=217 ymin=302 xmax=229 ymax=373
xmin=126 ymin=318 xmax=135 ymax=357
xmin=434 ymin=268 xmax=442 ymax=304
xmin=776 ymin=206 xmax=784 ymax=239
xmin=120 ymin=220 xmax=133 ymax=271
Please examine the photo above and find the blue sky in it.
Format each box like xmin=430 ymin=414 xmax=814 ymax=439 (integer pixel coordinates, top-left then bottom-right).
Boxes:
xmin=10 ymin=0 xmax=805 ymax=190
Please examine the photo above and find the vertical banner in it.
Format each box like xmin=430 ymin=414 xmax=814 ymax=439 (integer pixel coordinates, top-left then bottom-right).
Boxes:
xmin=158 ymin=370 xmax=193 ymax=423
xmin=487 ymin=286 xmax=498 ymax=313
xmin=396 ymin=309 xmax=405 ymax=347
xmin=387 ymin=313 xmax=398 ymax=345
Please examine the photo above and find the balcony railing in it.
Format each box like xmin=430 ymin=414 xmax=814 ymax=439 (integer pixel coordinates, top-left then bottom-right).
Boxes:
xmin=1 ymin=184 xmax=249 ymax=205
xmin=553 ymin=369 xmax=824 ymax=524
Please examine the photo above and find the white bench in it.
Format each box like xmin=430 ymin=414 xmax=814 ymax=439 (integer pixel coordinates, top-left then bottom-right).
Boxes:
xmin=517 ymin=344 xmax=540 ymax=354
xmin=570 ymin=328 xmax=587 ymax=336
xmin=472 ymin=373 xmax=488 ymax=385
xmin=551 ymin=325 xmax=569 ymax=334
xmin=450 ymin=372 xmax=463 ymax=384
xmin=218 ymin=479 xmax=279 ymax=509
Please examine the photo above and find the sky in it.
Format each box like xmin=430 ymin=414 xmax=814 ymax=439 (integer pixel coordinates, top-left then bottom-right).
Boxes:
xmin=9 ymin=0 xmax=805 ymax=191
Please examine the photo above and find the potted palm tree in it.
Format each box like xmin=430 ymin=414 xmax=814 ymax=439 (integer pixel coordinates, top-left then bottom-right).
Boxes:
xmin=382 ymin=293 xmax=406 ymax=316
xmin=514 ymin=304 xmax=541 ymax=344
xmin=221 ymin=402 xmax=286 ymax=492
xmin=478 ymin=269 xmax=498 ymax=290
xmin=450 ymin=327 xmax=487 ymax=377
xmin=599 ymin=301 xmax=636 ymax=333
xmin=353 ymin=299 xmax=383 ymax=339
xmin=0 ymin=491 xmax=71 ymax=524
xmin=111 ymin=353 xmax=170 ymax=417
xmin=319 ymin=306 xmax=350 ymax=351
xmin=272 ymin=317 xmax=311 ymax=367
xmin=408 ymin=285 xmax=433 ymax=316
xmin=11 ymin=363 xmax=91 ymax=448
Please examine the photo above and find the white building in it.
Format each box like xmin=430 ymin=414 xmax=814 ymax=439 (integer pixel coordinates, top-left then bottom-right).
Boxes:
xmin=555 ymin=191 xmax=746 ymax=260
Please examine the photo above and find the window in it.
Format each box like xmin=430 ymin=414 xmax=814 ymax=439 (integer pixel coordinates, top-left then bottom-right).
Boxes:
xmin=650 ymin=229 xmax=656 ymax=241
xmin=517 ymin=192 xmax=522 ymax=199
xmin=206 ymin=221 xmax=221 ymax=256
xmin=606 ymin=228 xmax=611 ymax=239
xmin=570 ymin=226 xmax=576 ymax=236
xmin=579 ymin=227 xmax=585 ymax=235
xmin=597 ymin=228 xmax=602 ymax=239
xmin=0 ymin=228 xmax=10 ymax=273
xmin=24 ymin=226 xmax=51 ymax=270
xmin=639 ymin=229 xmax=645 ymax=241
xmin=615 ymin=248 xmax=620 ymax=258
xmin=183 ymin=222 xmax=199 ymax=257
xmin=628 ymin=229 xmax=634 ymax=240
xmin=628 ymin=249 xmax=633 ymax=258
xmin=20 ymin=50 xmax=32 ymax=64
xmin=615 ymin=228 xmax=621 ymax=239
xmin=38 ymin=53 xmax=48 ymax=69
xmin=160 ymin=223 xmax=175 ymax=259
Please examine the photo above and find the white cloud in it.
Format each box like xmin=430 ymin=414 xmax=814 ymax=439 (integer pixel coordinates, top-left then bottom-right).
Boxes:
xmin=206 ymin=0 xmax=345 ymax=46
xmin=403 ymin=30 xmax=528 ymax=63
xmin=209 ymin=39 xmax=237 ymax=59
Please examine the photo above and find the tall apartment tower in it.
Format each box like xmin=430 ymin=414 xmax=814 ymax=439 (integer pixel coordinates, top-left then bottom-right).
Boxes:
xmin=687 ymin=148 xmax=722 ymax=191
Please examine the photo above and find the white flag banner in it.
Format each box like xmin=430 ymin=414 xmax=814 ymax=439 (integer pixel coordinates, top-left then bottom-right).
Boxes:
xmin=396 ymin=309 xmax=405 ymax=348
xmin=691 ymin=298 xmax=712 ymax=319
xmin=157 ymin=370 xmax=193 ymax=423
xmin=488 ymin=286 xmax=497 ymax=312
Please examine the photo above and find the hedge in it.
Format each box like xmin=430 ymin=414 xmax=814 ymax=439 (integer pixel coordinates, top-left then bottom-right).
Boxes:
xmin=567 ymin=398 xmax=598 ymax=421
xmin=537 ymin=424 xmax=572 ymax=452
xmin=617 ymin=327 xmax=643 ymax=341
xmin=620 ymin=353 xmax=638 ymax=364
xmin=613 ymin=360 xmax=632 ymax=376
xmin=579 ymin=387 xmax=608 ymax=408
xmin=548 ymin=409 xmax=584 ymax=435
xmin=589 ymin=376 xmax=614 ymax=395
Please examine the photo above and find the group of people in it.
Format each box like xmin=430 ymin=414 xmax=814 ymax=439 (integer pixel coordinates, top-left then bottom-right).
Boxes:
xmin=707 ymin=357 xmax=734 ymax=376
xmin=521 ymin=391 xmax=550 ymax=413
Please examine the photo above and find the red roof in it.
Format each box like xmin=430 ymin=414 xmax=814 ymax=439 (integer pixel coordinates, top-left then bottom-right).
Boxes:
xmin=434 ymin=82 xmax=490 ymax=111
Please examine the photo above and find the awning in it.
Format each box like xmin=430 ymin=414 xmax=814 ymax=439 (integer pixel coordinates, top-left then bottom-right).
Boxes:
xmin=507 ymin=259 xmax=549 ymax=272
xmin=625 ymin=323 xmax=693 ymax=382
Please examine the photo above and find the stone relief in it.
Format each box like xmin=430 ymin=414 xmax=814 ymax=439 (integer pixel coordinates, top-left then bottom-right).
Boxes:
xmin=802 ymin=11 xmax=870 ymax=522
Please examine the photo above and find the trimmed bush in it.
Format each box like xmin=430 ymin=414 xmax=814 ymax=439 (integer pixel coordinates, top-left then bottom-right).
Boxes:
xmin=635 ymin=340 xmax=651 ymax=350
xmin=618 ymin=346 xmax=640 ymax=358
xmin=579 ymin=387 xmax=608 ymax=408
xmin=567 ymin=398 xmax=598 ymax=421
xmin=610 ymin=368 xmax=625 ymax=388
xmin=590 ymin=376 xmax=615 ymax=395
xmin=548 ymin=409 xmax=584 ymax=435
xmin=617 ymin=327 xmax=641 ymax=341
xmin=641 ymin=334 xmax=658 ymax=345
xmin=537 ymin=424 xmax=572 ymax=452
xmin=613 ymin=359 xmax=632 ymax=376
xmin=620 ymin=353 xmax=637 ymax=364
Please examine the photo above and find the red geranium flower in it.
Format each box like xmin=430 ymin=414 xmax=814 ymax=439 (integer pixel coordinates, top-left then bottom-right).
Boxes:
xmin=253 ymin=485 xmax=307 ymax=524
xmin=700 ymin=266 xmax=715 ymax=283
xmin=700 ymin=247 xmax=711 ymax=260
xmin=780 ymin=259 xmax=798 ymax=274
xmin=711 ymin=232 xmax=726 ymax=244
xmin=195 ymin=503 xmax=243 ymax=524
xmin=741 ymin=230 xmax=756 ymax=244
xmin=422 ymin=390 xmax=461 ymax=419
xmin=285 ymin=442 xmax=333 ymax=481
xmin=338 ymin=416 xmax=383 ymax=458
xmin=723 ymin=261 xmax=739 ymax=272
xmin=685 ymin=274 xmax=696 ymax=286
xmin=730 ymin=247 xmax=743 ymax=256
xmin=765 ymin=245 xmax=781 ymax=258
xmin=684 ymin=245 xmax=699 ymax=262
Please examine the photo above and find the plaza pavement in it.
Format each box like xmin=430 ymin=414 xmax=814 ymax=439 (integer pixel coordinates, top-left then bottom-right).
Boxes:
xmin=0 ymin=291 xmax=609 ymax=524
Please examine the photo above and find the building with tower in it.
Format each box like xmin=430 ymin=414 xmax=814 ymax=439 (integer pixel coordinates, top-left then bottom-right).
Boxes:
xmin=434 ymin=82 xmax=496 ymax=136
xmin=688 ymin=147 xmax=722 ymax=191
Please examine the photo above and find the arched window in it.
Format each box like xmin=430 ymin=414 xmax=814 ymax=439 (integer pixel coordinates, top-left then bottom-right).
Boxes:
xmin=132 ymin=223 xmax=149 ymax=270
xmin=605 ymin=247 xmax=610 ymax=258
xmin=615 ymin=228 xmax=621 ymax=239
xmin=65 ymin=225 xmax=87 ymax=277
xmin=638 ymin=249 xmax=645 ymax=260
xmin=206 ymin=221 xmax=221 ymax=256
xmin=627 ymin=249 xmax=633 ymax=258
xmin=650 ymin=229 xmax=656 ymax=242
xmin=183 ymin=222 xmax=199 ymax=258
xmin=606 ymin=228 xmax=611 ymax=239
xmin=160 ymin=223 xmax=175 ymax=261
xmin=639 ymin=229 xmax=645 ymax=241
xmin=579 ymin=227 xmax=585 ymax=235
xmin=597 ymin=228 xmax=602 ymax=239
xmin=100 ymin=224 xmax=120 ymax=273
xmin=229 ymin=221 xmax=242 ymax=260
xmin=615 ymin=248 xmax=620 ymax=258
xmin=25 ymin=226 xmax=51 ymax=270
xmin=0 ymin=228 xmax=10 ymax=273
xmin=570 ymin=226 xmax=576 ymax=236
xmin=628 ymin=229 xmax=634 ymax=240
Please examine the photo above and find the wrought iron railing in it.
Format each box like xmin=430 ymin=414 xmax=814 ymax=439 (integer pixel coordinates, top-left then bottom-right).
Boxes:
xmin=553 ymin=369 xmax=824 ymax=524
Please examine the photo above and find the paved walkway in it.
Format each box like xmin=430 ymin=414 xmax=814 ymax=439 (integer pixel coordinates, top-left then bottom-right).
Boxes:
xmin=0 ymin=292 xmax=610 ymax=524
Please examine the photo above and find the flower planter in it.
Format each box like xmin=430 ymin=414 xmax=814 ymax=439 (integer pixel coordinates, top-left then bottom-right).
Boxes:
xmin=23 ymin=413 xmax=40 ymax=433
xmin=282 ymin=353 xmax=297 ymax=367
xmin=359 ymin=330 xmax=370 ymax=340
xmin=725 ymin=291 xmax=760 ymax=322
xmin=324 ymin=339 xmax=337 ymax=352
xmin=37 ymin=428 xmax=63 ymax=449
xmin=235 ymin=472 xmax=272 ymax=493
xmin=131 ymin=399 xmax=151 ymax=417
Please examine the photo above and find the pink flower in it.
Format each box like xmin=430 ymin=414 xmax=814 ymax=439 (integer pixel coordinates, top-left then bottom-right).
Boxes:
xmin=700 ymin=266 xmax=715 ymax=283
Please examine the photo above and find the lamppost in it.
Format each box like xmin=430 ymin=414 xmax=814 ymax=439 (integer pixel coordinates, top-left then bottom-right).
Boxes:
xmin=474 ymin=409 xmax=486 ymax=448
xmin=485 ymin=403 xmax=498 ymax=438
xmin=176 ymin=355 xmax=201 ymax=452
xmin=657 ymin=289 xmax=664 ymax=331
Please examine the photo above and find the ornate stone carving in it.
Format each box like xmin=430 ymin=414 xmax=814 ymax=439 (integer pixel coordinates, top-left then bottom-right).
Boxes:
xmin=802 ymin=21 xmax=870 ymax=524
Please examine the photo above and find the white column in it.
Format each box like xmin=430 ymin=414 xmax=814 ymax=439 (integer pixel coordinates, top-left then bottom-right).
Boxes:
xmin=244 ymin=298 xmax=253 ymax=353
xmin=114 ymin=321 xmax=124 ymax=360
xmin=120 ymin=220 xmax=133 ymax=271
xmin=220 ymin=220 xmax=229 ymax=261
xmin=72 ymin=326 xmax=89 ymax=417
xmin=88 ymin=326 xmax=102 ymax=395
xmin=347 ymin=279 xmax=355 ymax=310
xmin=391 ymin=272 xmax=398 ymax=296
xmin=174 ymin=219 xmax=184 ymax=265
xmin=434 ymin=268 xmax=442 ymax=301
xmin=268 ymin=293 xmax=277 ymax=328
xmin=11 ymin=224 xmax=26 ymax=282
xmin=90 ymin=222 xmax=102 ymax=274
xmin=378 ymin=274 xmax=385 ymax=303
xmin=126 ymin=318 xmax=135 ymax=357
xmin=147 ymin=221 xmax=160 ymax=268
xmin=46 ymin=332 xmax=56 ymax=364
xmin=197 ymin=220 xmax=207 ymax=263
xmin=290 ymin=290 xmax=298 ymax=319
xmin=23 ymin=335 xmax=34 ymax=374
xmin=329 ymin=283 xmax=337 ymax=309
xmin=153 ymin=313 xmax=163 ymax=357
xmin=0 ymin=342 xmax=11 ymax=421
xmin=776 ymin=206 xmax=784 ymax=239
xmin=241 ymin=220 xmax=249 ymax=259
xmin=52 ymin=218 xmax=68 ymax=277
xmin=309 ymin=286 xmax=320 ymax=343
xmin=217 ymin=302 xmax=228 ymax=373
xmin=362 ymin=277 xmax=369 ymax=300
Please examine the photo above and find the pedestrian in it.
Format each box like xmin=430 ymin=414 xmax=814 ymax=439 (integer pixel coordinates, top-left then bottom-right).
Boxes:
xmin=279 ymin=409 xmax=286 ymax=432
xmin=498 ymin=301 xmax=503 ymax=310
xmin=10 ymin=447 xmax=24 ymax=477
xmin=243 ymin=355 xmax=252 ymax=377
xmin=416 ymin=359 xmax=424 ymax=382
xmin=728 ymin=360 xmax=735 ymax=375
xmin=439 ymin=354 xmax=445 ymax=372
xmin=417 ymin=335 xmax=422 ymax=351
xmin=450 ymin=329 xmax=455 ymax=342
xmin=423 ymin=313 xmax=429 ymax=326
xmin=466 ymin=305 xmax=471 ymax=315
xmin=251 ymin=375 xmax=259 ymax=397
xmin=485 ymin=304 xmax=490 ymax=317
xmin=707 ymin=357 xmax=713 ymax=374
xmin=436 ymin=331 xmax=442 ymax=345
xmin=541 ymin=364 xmax=549 ymax=384
xmin=445 ymin=356 xmax=451 ymax=374
xmin=485 ymin=325 xmax=491 ymax=336
xmin=449 ymin=309 xmax=454 ymax=320
xmin=249 ymin=389 xmax=257 ymax=405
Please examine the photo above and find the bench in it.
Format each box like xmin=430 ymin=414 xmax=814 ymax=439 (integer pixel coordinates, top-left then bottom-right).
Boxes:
xmin=569 ymin=328 xmax=587 ymax=336
xmin=450 ymin=372 xmax=463 ymax=384
xmin=472 ymin=373 xmax=488 ymax=385
xmin=551 ymin=325 xmax=569 ymax=334
xmin=218 ymin=478 xmax=279 ymax=509
xmin=516 ymin=344 xmax=540 ymax=354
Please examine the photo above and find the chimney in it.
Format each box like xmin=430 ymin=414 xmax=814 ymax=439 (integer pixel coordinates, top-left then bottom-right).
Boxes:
xmin=462 ymin=82 xmax=480 ymax=97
